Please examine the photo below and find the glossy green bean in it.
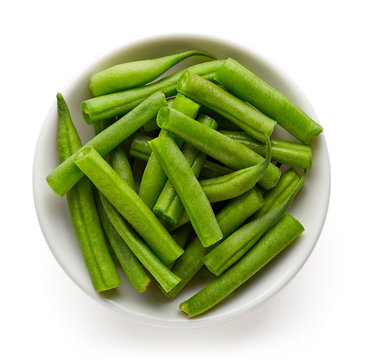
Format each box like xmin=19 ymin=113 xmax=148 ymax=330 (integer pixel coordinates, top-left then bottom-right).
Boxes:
xmin=100 ymin=195 xmax=181 ymax=292
xmin=165 ymin=188 xmax=264 ymax=299
xmin=199 ymin=137 xmax=271 ymax=203
xmin=96 ymin=195 xmax=150 ymax=292
xmin=203 ymin=174 xmax=305 ymax=276
xmin=47 ymin=92 xmax=167 ymax=197
xmin=156 ymin=107 xmax=281 ymax=189
xmin=199 ymin=160 xmax=232 ymax=179
xmin=166 ymin=210 xmax=190 ymax=232
xmin=90 ymin=50 xmax=213 ymax=96
xmin=180 ymin=213 xmax=304 ymax=317
xmin=220 ymin=130 xmax=312 ymax=169
xmin=149 ymin=135 xmax=222 ymax=247
xmin=73 ymin=146 xmax=183 ymax=265
xmin=139 ymin=94 xmax=200 ymax=209
xmin=153 ymin=115 xmax=217 ymax=225
xmin=142 ymin=98 xmax=175 ymax=132
xmin=56 ymin=93 xmax=120 ymax=292
xmin=177 ymin=70 xmax=276 ymax=142
xmin=82 ymin=60 xmax=223 ymax=124
xmin=215 ymin=58 xmax=323 ymax=143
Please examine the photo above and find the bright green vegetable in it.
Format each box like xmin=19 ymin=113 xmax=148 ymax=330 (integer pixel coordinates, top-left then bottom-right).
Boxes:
xmin=47 ymin=92 xmax=167 ymax=197
xmin=129 ymin=133 xmax=152 ymax=162
xmin=203 ymin=174 xmax=305 ymax=276
xmin=195 ymin=266 xmax=213 ymax=280
xmin=149 ymin=135 xmax=222 ymax=248
xmin=82 ymin=60 xmax=223 ymax=124
xmin=170 ymin=223 xmax=193 ymax=249
xmin=139 ymin=94 xmax=200 ymax=209
xmin=90 ymin=50 xmax=213 ymax=96
xmin=156 ymin=107 xmax=281 ymax=189
xmin=153 ymin=114 xmax=217 ymax=225
xmin=93 ymin=118 xmax=115 ymax=135
xmin=100 ymin=195 xmax=181 ymax=293
xmin=200 ymin=137 xmax=271 ymax=203
xmin=180 ymin=213 xmax=304 ymax=317
xmin=166 ymin=188 xmax=264 ymax=299
xmin=177 ymin=70 xmax=276 ymax=142
xmin=199 ymin=160 xmax=232 ymax=179
xmin=96 ymin=195 xmax=150 ymax=292
xmin=142 ymin=98 xmax=175 ymax=133
xmin=73 ymin=146 xmax=183 ymax=265
xmin=220 ymin=130 xmax=312 ymax=169
xmin=56 ymin=93 xmax=120 ymax=292
xmin=215 ymin=58 xmax=323 ymax=143
xmin=166 ymin=211 xmax=191 ymax=232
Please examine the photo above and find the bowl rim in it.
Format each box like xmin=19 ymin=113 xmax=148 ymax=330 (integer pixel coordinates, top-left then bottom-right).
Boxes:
xmin=33 ymin=33 xmax=331 ymax=328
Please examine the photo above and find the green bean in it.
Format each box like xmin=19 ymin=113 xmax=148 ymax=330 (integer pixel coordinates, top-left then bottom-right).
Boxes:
xmin=129 ymin=133 xmax=152 ymax=162
xmin=47 ymin=92 xmax=166 ymax=197
xmin=139 ymin=94 xmax=200 ymax=209
xmin=195 ymin=266 xmax=213 ymax=280
xmin=180 ymin=213 xmax=304 ymax=317
xmin=153 ymin=114 xmax=217 ymax=225
xmin=110 ymin=144 xmax=136 ymax=192
xmin=96 ymin=195 xmax=150 ymax=292
xmin=149 ymin=135 xmax=222 ymax=247
xmin=165 ymin=188 xmax=264 ymax=299
xmin=90 ymin=50 xmax=213 ymax=96
xmin=220 ymin=130 xmax=312 ymax=169
xmin=170 ymin=223 xmax=193 ymax=249
xmin=142 ymin=98 xmax=175 ymax=133
xmin=99 ymin=195 xmax=181 ymax=292
xmin=215 ymin=58 xmax=323 ymax=143
xmin=166 ymin=211 xmax=190 ymax=232
xmin=199 ymin=137 xmax=271 ymax=203
xmin=93 ymin=118 xmax=115 ymax=135
xmin=253 ymin=168 xmax=300 ymax=219
xmin=156 ymin=107 xmax=281 ymax=189
xmin=177 ymin=70 xmax=276 ymax=142
xmin=203 ymin=174 xmax=305 ymax=276
xmin=56 ymin=93 xmax=120 ymax=292
xmin=73 ymin=146 xmax=183 ymax=265
xmin=199 ymin=160 xmax=232 ymax=179
xmin=82 ymin=60 xmax=223 ymax=124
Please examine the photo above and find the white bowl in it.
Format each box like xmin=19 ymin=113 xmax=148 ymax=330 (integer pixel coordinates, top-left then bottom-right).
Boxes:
xmin=33 ymin=35 xmax=330 ymax=328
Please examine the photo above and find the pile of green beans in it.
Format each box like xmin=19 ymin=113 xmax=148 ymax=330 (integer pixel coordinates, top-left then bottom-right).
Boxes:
xmin=47 ymin=50 xmax=323 ymax=317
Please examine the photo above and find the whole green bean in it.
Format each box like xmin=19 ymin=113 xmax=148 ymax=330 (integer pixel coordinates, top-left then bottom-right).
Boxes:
xmin=180 ymin=213 xmax=304 ymax=317
xmin=153 ymin=114 xmax=218 ymax=225
xmin=82 ymin=60 xmax=223 ymax=124
xmin=200 ymin=137 xmax=271 ymax=203
xmin=139 ymin=94 xmax=200 ymax=209
xmin=215 ymin=58 xmax=323 ymax=143
xmin=90 ymin=50 xmax=213 ymax=96
xmin=149 ymin=135 xmax=222 ymax=247
xmin=220 ymin=130 xmax=312 ymax=169
xmin=56 ymin=93 xmax=120 ymax=292
xmin=96 ymin=195 xmax=150 ymax=292
xmin=199 ymin=160 xmax=232 ymax=179
xmin=110 ymin=144 xmax=136 ymax=192
xmin=73 ymin=146 xmax=183 ymax=265
xmin=203 ymin=174 xmax=305 ymax=276
xmin=177 ymin=70 xmax=276 ymax=142
xmin=47 ymin=92 xmax=167 ymax=197
xmin=156 ymin=107 xmax=281 ymax=189
xmin=100 ymin=195 xmax=181 ymax=293
xmin=166 ymin=188 xmax=264 ymax=299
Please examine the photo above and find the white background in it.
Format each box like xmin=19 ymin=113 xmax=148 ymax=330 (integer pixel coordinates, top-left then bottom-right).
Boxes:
xmin=1 ymin=0 xmax=365 ymax=359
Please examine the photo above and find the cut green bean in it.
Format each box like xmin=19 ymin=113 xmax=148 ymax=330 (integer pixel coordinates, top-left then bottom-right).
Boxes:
xmin=200 ymin=160 xmax=232 ymax=179
xmin=82 ymin=60 xmax=223 ymax=124
xmin=195 ymin=266 xmax=213 ymax=280
xmin=203 ymin=174 xmax=305 ymax=276
xmin=177 ymin=70 xmax=276 ymax=142
xmin=90 ymin=50 xmax=213 ymax=96
xmin=100 ymin=195 xmax=181 ymax=293
xmin=180 ymin=213 xmax=304 ymax=317
xmin=166 ymin=210 xmax=191 ymax=232
xmin=170 ymin=223 xmax=193 ymax=249
xmin=153 ymin=114 xmax=217 ymax=225
xmin=139 ymin=94 xmax=200 ymax=209
xmin=220 ymin=130 xmax=312 ymax=169
xmin=129 ymin=133 xmax=152 ymax=162
xmin=157 ymin=107 xmax=281 ymax=189
xmin=149 ymin=135 xmax=222 ymax=247
xmin=96 ymin=195 xmax=150 ymax=292
xmin=56 ymin=93 xmax=120 ymax=292
xmin=142 ymin=97 xmax=175 ymax=133
xmin=200 ymin=137 xmax=271 ymax=203
xmin=166 ymin=188 xmax=264 ymax=299
xmin=47 ymin=92 xmax=167 ymax=197
xmin=215 ymin=58 xmax=323 ymax=143
xmin=110 ymin=144 xmax=136 ymax=192
xmin=73 ymin=146 xmax=183 ymax=265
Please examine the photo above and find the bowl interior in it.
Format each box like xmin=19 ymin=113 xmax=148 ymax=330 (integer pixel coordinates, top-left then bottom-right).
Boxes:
xmin=33 ymin=35 xmax=330 ymax=327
